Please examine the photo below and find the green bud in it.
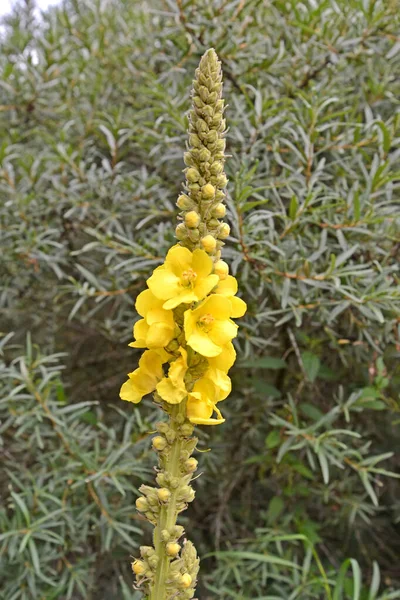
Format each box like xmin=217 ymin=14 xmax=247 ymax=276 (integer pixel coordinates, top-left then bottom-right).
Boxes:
xmin=198 ymin=148 xmax=211 ymax=162
xmin=186 ymin=168 xmax=200 ymax=183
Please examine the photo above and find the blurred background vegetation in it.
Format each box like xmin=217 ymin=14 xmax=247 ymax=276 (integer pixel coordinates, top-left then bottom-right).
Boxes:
xmin=0 ymin=0 xmax=399 ymax=598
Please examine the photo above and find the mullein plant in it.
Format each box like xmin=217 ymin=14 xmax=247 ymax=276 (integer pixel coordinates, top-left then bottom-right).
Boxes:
xmin=120 ymin=49 xmax=246 ymax=599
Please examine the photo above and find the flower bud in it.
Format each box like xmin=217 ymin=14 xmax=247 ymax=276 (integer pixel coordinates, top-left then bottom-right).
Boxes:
xmin=157 ymin=488 xmax=171 ymax=503
xmin=189 ymin=133 xmax=201 ymax=148
xmin=166 ymin=542 xmax=181 ymax=557
xmin=161 ymin=529 xmax=170 ymax=542
xmin=175 ymin=223 xmax=187 ymax=240
xmin=218 ymin=223 xmax=230 ymax=239
xmin=216 ymin=173 xmax=228 ymax=188
xmin=180 ymin=485 xmax=195 ymax=503
xmin=212 ymin=202 xmax=226 ymax=218
xmin=152 ymin=435 xmax=167 ymax=451
xmin=148 ymin=555 xmax=159 ymax=569
xmin=185 ymin=458 xmax=198 ymax=473
xmin=201 ymin=183 xmax=215 ymax=199
xmin=201 ymin=235 xmax=217 ymax=253
xmin=135 ymin=496 xmax=148 ymax=512
xmin=179 ymin=573 xmax=192 ymax=589
xmin=184 ymin=211 xmax=200 ymax=228
xmin=206 ymin=130 xmax=218 ymax=144
xmin=198 ymin=148 xmax=211 ymax=162
xmin=180 ymin=422 xmax=194 ymax=436
xmin=210 ymin=161 xmax=224 ymax=175
xmin=189 ymin=228 xmax=200 ymax=242
xmin=186 ymin=168 xmax=200 ymax=183
xmin=177 ymin=194 xmax=194 ymax=210
xmin=207 ymin=218 xmax=220 ymax=229
xmin=132 ymin=560 xmax=146 ymax=576
xmin=214 ymin=260 xmax=229 ymax=280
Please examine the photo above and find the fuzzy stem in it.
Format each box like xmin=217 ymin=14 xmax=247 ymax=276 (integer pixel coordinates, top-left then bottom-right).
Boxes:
xmin=150 ymin=404 xmax=186 ymax=600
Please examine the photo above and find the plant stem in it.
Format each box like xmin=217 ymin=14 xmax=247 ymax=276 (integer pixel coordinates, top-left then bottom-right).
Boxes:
xmin=150 ymin=403 xmax=186 ymax=600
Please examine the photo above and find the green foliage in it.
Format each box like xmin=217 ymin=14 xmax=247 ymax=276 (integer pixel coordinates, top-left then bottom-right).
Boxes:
xmin=0 ymin=0 xmax=399 ymax=598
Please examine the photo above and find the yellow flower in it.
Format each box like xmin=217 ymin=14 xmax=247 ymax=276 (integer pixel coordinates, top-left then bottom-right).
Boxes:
xmin=207 ymin=341 xmax=236 ymax=372
xmin=184 ymin=295 xmax=238 ymax=357
xmin=204 ymin=366 xmax=231 ymax=400
xmin=119 ymin=349 xmax=169 ymax=404
xmin=147 ymin=246 xmax=219 ymax=310
xmin=156 ymin=347 xmax=188 ymax=404
xmin=187 ymin=378 xmax=225 ymax=425
xmin=129 ymin=289 xmax=175 ymax=349
xmin=215 ymin=275 xmax=247 ymax=318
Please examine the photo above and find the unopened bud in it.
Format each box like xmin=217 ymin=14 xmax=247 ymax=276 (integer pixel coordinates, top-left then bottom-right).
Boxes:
xmin=161 ymin=529 xmax=170 ymax=542
xmin=212 ymin=202 xmax=226 ymax=218
xmin=148 ymin=555 xmax=159 ymax=569
xmin=185 ymin=211 xmax=200 ymax=228
xmin=201 ymin=183 xmax=215 ymax=199
xmin=198 ymin=148 xmax=211 ymax=162
xmin=180 ymin=485 xmax=195 ymax=503
xmin=201 ymin=235 xmax=217 ymax=253
xmin=180 ymin=422 xmax=194 ymax=436
xmin=216 ymin=173 xmax=228 ymax=188
xmin=189 ymin=133 xmax=201 ymax=148
xmin=157 ymin=488 xmax=171 ymax=503
xmin=214 ymin=260 xmax=229 ymax=280
xmin=152 ymin=436 xmax=167 ymax=451
xmin=186 ymin=168 xmax=200 ymax=183
xmin=135 ymin=496 xmax=148 ymax=512
xmin=179 ymin=573 xmax=193 ymax=589
xmin=177 ymin=194 xmax=194 ymax=210
xmin=132 ymin=560 xmax=146 ymax=576
xmin=185 ymin=458 xmax=198 ymax=473
xmin=207 ymin=218 xmax=220 ymax=229
xmin=218 ymin=223 xmax=230 ymax=239
xmin=210 ymin=161 xmax=224 ymax=175
xmin=166 ymin=542 xmax=181 ymax=557
xmin=175 ymin=223 xmax=188 ymax=240
xmin=189 ymin=228 xmax=200 ymax=242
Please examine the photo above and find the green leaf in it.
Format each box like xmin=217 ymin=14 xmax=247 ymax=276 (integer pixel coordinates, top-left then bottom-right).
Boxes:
xmin=267 ymin=496 xmax=284 ymax=524
xmin=266 ymin=430 xmax=281 ymax=449
xmin=301 ymin=352 xmax=320 ymax=382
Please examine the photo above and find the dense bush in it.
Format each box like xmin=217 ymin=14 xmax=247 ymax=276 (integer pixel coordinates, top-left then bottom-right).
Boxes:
xmin=0 ymin=0 xmax=399 ymax=598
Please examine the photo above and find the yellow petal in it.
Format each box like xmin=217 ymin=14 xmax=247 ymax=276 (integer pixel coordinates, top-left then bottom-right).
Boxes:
xmin=119 ymin=377 xmax=144 ymax=404
xmin=147 ymin=307 xmax=174 ymax=328
xmin=146 ymin=322 xmax=174 ymax=348
xmin=168 ymin=348 xmax=188 ymax=388
xmin=209 ymin=319 xmax=238 ymax=347
xmin=147 ymin=267 xmax=180 ymax=300
xmin=129 ymin=319 xmax=148 ymax=348
xmin=187 ymin=391 xmax=225 ymax=425
xmin=163 ymin=291 xmax=197 ymax=310
xmin=165 ymin=245 xmax=192 ymax=276
xmin=192 ymin=377 xmax=217 ymax=401
xmin=229 ymin=296 xmax=247 ymax=318
xmin=193 ymin=274 xmax=219 ymax=302
xmin=208 ymin=342 xmax=236 ymax=372
xmin=139 ymin=350 xmax=164 ymax=380
xmin=196 ymin=294 xmax=232 ymax=320
xmin=205 ymin=368 xmax=231 ymax=400
xmin=215 ymin=275 xmax=238 ymax=297
xmin=156 ymin=377 xmax=187 ymax=404
xmin=187 ymin=331 xmax=222 ymax=357
xmin=135 ymin=289 xmax=162 ymax=317
xmin=191 ymin=248 xmax=213 ymax=277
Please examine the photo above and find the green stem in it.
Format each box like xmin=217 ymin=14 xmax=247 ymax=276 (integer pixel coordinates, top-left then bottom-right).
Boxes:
xmin=150 ymin=403 xmax=186 ymax=600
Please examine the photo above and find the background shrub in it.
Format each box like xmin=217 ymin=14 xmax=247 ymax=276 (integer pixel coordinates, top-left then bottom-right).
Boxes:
xmin=0 ymin=0 xmax=399 ymax=598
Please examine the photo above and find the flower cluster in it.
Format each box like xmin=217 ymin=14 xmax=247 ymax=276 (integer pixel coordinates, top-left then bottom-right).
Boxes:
xmin=120 ymin=245 xmax=246 ymax=424
xmin=120 ymin=48 xmax=244 ymax=599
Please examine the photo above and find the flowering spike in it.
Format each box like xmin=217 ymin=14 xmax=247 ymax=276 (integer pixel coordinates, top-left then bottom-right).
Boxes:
xmin=120 ymin=49 xmax=246 ymax=599
xmin=177 ymin=48 xmax=229 ymax=257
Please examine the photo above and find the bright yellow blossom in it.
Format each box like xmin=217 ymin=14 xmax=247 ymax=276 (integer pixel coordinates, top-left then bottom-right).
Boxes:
xmin=204 ymin=366 xmax=231 ymax=400
xmin=215 ymin=275 xmax=247 ymax=318
xmin=187 ymin=378 xmax=225 ymax=425
xmin=207 ymin=341 xmax=236 ymax=372
xmin=147 ymin=246 xmax=219 ymax=310
xmin=119 ymin=349 xmax=169 ymax=404
xmin=156 ymin=347 xmax=188 ymax=404
xmin=129 ymin=289 xmax=175 ymax=349
xmin=184 ymin=295 xmax=238 ymax=357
